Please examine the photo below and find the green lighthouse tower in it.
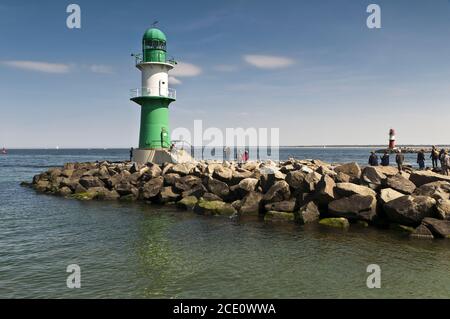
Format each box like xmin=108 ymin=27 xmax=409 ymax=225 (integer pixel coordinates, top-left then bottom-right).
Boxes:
xmin=130 ymin=27 xmax=177 ymax=164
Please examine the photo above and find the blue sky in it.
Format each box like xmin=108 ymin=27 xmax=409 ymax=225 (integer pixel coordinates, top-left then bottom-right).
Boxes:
xmin=1 ymin=0 xmax=450 ymax=148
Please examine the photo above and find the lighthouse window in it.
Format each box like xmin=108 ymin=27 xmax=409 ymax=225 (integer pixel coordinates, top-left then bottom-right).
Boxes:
xmin=144 ymin=40 xmax=166 ymax=51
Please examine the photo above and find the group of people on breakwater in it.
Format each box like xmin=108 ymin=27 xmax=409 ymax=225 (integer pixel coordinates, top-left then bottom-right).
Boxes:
xmin=368 ymin=146 xmax=450 ymax=175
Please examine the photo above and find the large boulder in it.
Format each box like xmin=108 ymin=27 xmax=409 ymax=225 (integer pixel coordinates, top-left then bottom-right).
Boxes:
xmin=360 ymin=166 xmax=386 ymax=189
xmin=334 ymin=182 xmax=376 ymax=198
xmin=212 ymin=166 xmax=233 ymax=182
xmin=302 ymin=172 xmax=322 ymax=192
xmin=328 ymin=194 xmax=377 ymax=222
xmin=374 ymin=166 xmax=399 ymax=176
xmin=335 ymin=172 xmax=351 ymax=183
xmin=231 ymin=169 xmax=253 ymax=184
xmin=334 ymin=162 xmax=361 ymax=181
xmin=314 ymin=175 xmax=336 ymax=206
xmin=384 ymin=195 xmax=437 ymax=226
xmin=285 ymin=170 xmax=306 ymax=190
xmin=413 ymin=181 xmax=450 ymax=201
xmin=379 ymin=188 xmax=404 ymax=205
xmin=87 ymin=187 xmax=120 ymax=200
xmin=436 ymin=199 xmax=450 ymax=220
xmin=146 ymin=163 xmax=162 ymax=178
xmin=206 ymin=177 xmax=230 ymax=199
xmin=422 ymin=218 xmax=450 ymax=238
xmin=235 ymin=178 xmax=259 ymax=196
xmin=409 ymin=171 xmax=450 ymax=187
xmin=263 ymin=180 xmax=291 ymax=203
xmin=167 ymin=163 xmax=193 ymax=176
xmin=79 ymin=176 xmax=104 ymax=189
xmin=174 ymin=175 xmax=202 ymax=192
xmin=386 ymin=174 xmax=416 ymax=194
xmin=115 ymin=181 xmax=138 ymax=197
xmin=141 ymin=176 xmax=164 ymax=199
xmin=295 ymin=201 xmax=320 ymax=224
xmin=158 ymin=186 xmax=181 ymax=203
xmin=240 ymin=191 xmax=264 ymax=215
xmin=163 ymin=173 xmax=181 ymax=186
xmin=182 ymin=184 xmax=207 ymax=199
xmin=264 ymin=199 xmax=296 ymax=212
xmin=260 ymin=173 xmax=277 ymax=193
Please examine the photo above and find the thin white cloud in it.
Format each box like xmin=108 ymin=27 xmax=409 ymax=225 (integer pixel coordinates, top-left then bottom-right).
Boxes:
xmin=171 ymin=62 xmax=202 ymax=77
xmin=213 ymin=64 xmax=238 ymax=72
xmin=2 ymin=60 xmax=71 ymax=73
xmin=169 ymin=76 xmax=182 ymax=85
xmin=243 ymin=54 xmax=295 ymax=69
xmin=89 ymin=64 xmax=114 ymax=74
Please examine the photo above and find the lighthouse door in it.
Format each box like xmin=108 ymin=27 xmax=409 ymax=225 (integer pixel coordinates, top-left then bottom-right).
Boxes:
xmin=159 ymin=80 xmax=167 ymax=97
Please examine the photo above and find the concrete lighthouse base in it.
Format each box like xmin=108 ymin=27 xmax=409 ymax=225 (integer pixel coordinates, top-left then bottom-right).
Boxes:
xmin=132 ymin=148 xmax=194 ymax=165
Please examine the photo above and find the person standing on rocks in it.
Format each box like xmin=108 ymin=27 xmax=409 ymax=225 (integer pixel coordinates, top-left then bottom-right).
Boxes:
xmin=443 ymin=150 xmax=450 ymax=176
xmin=439 ymin=148 xmax=446 ymax=169
xmin=395 ymin=149 xmax=405 ymax=173
xmin=381 ymin=151 xmax=390 ymax=166
xmin=417 ymin=149 xmax=425 ymax=170
xmin=368 ymin=151 xmax=379 ymax=166
xmin=129 ymin=147 xmax=134 ymax=162
xmin=430 ymin=146 xmax=439 ymax=168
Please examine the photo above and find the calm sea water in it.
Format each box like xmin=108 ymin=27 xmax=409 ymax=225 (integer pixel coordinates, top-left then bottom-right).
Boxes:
xmin=1 ymin=148 xmax=450 ymax=298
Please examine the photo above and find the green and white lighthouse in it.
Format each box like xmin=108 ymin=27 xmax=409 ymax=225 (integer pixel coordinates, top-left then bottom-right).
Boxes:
xmin=130 ymin=27 xmax=177 ymax=164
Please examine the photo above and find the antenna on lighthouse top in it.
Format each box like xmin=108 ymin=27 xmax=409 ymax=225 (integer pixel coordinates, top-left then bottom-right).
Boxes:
xmin=151 ymin=20 xmax=159 ymax=27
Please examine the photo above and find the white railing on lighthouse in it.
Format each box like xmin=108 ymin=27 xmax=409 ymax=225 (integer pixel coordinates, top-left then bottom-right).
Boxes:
xmin=130 ymin=87 xmax=176 ymax=99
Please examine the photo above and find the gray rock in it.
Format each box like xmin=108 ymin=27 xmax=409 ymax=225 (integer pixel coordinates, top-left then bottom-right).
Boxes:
xmin=182 ymin=184 xmax=207 ymax=198
xmin=302 ymin=172 xmax=322 ymax=192
xmin=202 ymin=192 xmax=223 ymax=202
xmin=264 ymin=199 xmax=296 ymax=212
xmin=413 ymin=181 xmax=450 ymax=201
xmin=328 ymin=194 xmax=377 ymax=222
xmin=206 ymin=177 xmax=230 ymax=199
xmin=314 ymin=175 xmax=336 ymax=206
xmin=409 ymin=170 xmax=450 ymax=187
xmin=296 ymin=201 xmax=320 ymax=224
xmin=58 ymin=186 xmax=72 ymax=196
xmin=79 ymin=176 xmax=104 ymax=189
xmin=384 ymin=195 xmax=437 ymax=226
xmin=436 ymin=199 xmax=450 ymax=220
xmin=141 ymin=176 xmax=164 ymax=199
xmin=174 ymin=175 xmax=202 ymax=192
xmin=163 ymin=173 xmax=181 ymax=186
xmin=212 ymin=166 xmax=233 ymax=182
xmin=236 ymin=178 xmax=259 ymax=195
xmin=263 ymin=180 xmax=291 ymax=203
xmin=334 ymin=182 xmax=376 ymax=198
xmin=379 ymin=188 xmax=404 ymax=205
xmin=158 ymin=186 xmax=181 ymax=203
xmin=334 ymin=162 xmax=361 ymax=181
xmin=240 ymin=191 xmax=264 ymax=214
xmin=285 ymin=170 xmax=306 ymax=190
xmin=335 ymin=172 xmax=351 ymax=183
xmin=360 ymin=166 xmax=386 ymax=189
xmin=386 ymin=174 xmax=416 ymax=194
xmin=422 ymin=217 xmax=450 ymax=238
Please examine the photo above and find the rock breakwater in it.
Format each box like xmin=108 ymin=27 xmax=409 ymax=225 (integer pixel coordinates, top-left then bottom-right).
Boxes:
xmin=25 ymin=159 xmax=450 ymax=239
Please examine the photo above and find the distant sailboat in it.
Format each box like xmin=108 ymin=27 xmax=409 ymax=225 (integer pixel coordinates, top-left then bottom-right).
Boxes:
xmin=1 ymin=147 xmax=7 ymax=154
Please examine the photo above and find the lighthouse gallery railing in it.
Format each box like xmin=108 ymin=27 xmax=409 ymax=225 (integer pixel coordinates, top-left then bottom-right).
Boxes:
xmin=130 ymin=87 xmax=176 ymax=99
